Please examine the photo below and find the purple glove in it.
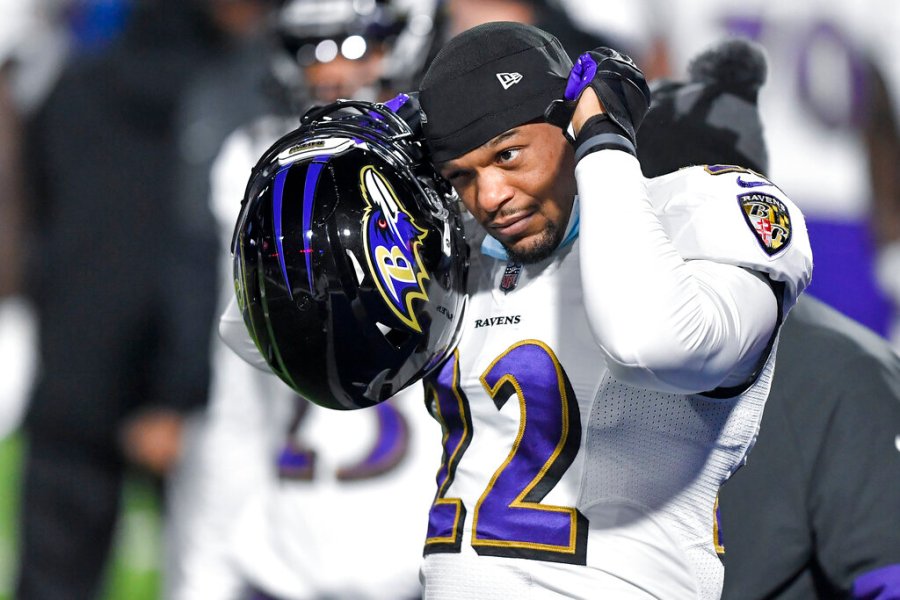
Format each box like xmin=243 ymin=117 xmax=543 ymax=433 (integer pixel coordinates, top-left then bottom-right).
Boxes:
xmin=384 ymin=92 xmax=411 ymax=113
xmin=382 ymin=92 xmax=424 ymax=137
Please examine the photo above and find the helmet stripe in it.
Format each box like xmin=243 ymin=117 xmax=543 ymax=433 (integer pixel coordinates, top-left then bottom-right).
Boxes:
xmin=273 ymin=165 xmax=294 ymax=298
xmin=256 ymin=242 xmax=302 ymax=392
xmin=302 ymin=157 xmax=329 ymax=292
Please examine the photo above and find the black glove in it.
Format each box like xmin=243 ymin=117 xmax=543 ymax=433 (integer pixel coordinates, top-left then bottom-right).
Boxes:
xmin=546 ymin=48 xmax=651 ymax=157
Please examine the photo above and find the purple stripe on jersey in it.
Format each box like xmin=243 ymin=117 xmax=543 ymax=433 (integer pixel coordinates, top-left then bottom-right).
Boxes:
xmin=277 ymin=445 xmax=313 ymax=472
xmin=852 ymin=564 xmax=900 ymax=599
xmin=715 ymin=501 xmax=725 ymax=547
xmin=273 ymin=166 xmax=292 ymax=297
xmin=302 ymin=159 xmax=327 ymax=292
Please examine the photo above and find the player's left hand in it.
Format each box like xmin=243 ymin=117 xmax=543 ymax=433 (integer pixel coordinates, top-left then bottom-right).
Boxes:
xmin=547 ymin=48 xmax=651 ymax=145
xmin=566 ymin=48 xmax=650 ymax=142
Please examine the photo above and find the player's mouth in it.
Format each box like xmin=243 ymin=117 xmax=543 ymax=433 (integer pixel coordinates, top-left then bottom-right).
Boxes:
xmin=490 ymin=211 xmax=535 ymax=239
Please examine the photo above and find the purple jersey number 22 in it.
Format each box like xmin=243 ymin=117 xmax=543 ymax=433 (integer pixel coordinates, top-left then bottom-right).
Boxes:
xmin=424 ymin=341 xmax=588 ymax=565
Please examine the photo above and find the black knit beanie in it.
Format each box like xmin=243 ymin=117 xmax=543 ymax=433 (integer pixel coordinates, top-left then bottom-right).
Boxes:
xmin=637 ymin=38 xmax=770 ymax=177
xmin=418 ymin=21 xmax=572 ymax=163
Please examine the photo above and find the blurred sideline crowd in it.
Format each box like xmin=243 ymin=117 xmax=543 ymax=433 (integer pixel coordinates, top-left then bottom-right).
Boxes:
xmin=0 ymin=0 xmax=898 ymax=599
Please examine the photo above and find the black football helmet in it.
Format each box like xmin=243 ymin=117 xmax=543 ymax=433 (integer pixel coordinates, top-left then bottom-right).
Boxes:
xmin=232 ymin=98 xmax=468 ymax=410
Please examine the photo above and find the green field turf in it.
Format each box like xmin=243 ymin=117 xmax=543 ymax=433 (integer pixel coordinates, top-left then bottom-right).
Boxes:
xmin=0 ymin=434 xmax=162 ymax=600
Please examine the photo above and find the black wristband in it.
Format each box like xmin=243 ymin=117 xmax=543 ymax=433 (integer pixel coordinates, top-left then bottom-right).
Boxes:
xmin=573 ymin=113 xmax=636 ymax=162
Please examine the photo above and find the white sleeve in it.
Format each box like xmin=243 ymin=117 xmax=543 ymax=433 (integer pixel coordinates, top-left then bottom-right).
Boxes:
xmin=164 ymin=340 xmax=296 ymax=600
xmin=218 ymin=296 xmax=272 ymax=373
xmin=576 ymin=151 xmax=780 ymax=394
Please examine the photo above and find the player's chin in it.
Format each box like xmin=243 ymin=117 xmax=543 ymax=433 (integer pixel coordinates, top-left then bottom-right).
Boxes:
xmin=503 ymin=227 xmax=562 ymax=265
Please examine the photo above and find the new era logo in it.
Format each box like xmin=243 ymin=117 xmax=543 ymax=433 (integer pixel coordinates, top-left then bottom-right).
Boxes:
xmin=496 ymin=72 xmax=523 ymax=90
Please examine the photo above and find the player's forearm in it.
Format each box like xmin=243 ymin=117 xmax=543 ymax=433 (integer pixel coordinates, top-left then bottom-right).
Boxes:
xmin=576 ymin=151 xmax=778 ymax=393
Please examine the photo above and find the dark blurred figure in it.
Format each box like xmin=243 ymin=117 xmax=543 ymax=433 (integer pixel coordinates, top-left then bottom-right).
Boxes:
xmin=0 ymin=0 xmax=74 ymax=300
xmin=0 ymin=0 xmax=79 ymax=442
xmin=16 ymin=1 xmax=256 ymax=598
xmin=171 ymin=0 xmax=283 ymax=362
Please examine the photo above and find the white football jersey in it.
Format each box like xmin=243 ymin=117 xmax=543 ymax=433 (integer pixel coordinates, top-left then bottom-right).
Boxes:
xmin=228 ymin=385 xmax=440 ymax=600
xmin=419 ymin=163 xmax=812 ymax=599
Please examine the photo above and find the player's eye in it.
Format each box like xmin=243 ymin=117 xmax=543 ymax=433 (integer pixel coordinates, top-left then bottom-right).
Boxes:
xmin=496 ymin=147 xmax=521 ymax=164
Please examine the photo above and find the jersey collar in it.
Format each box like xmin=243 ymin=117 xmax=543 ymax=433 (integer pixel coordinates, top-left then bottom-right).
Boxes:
xmin=480 ymin=196 xmax=580 ymax=261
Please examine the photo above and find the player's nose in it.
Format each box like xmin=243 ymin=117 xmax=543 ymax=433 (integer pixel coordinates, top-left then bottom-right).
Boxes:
xmin=475 ymin=168 xmax=515 ymax=215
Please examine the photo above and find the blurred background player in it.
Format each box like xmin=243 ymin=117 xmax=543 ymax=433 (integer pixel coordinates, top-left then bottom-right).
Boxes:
xmin=566 ymin=0 xmax=900 ymax=351
xmin=163 ymin=1 xmax=446 ymax=598
xmin=637 ymin=37 xmax=900 ymax=600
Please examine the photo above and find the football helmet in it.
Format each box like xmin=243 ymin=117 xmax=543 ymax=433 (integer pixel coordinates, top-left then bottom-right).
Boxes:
xmin=232 ymin=98 xmax=468 ymax=410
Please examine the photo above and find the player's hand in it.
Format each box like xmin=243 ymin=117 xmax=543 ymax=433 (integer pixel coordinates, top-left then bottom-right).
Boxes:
xmin=384 ymin=92 xmax=424 ymax=137
xmin=563 ymin=48 xmax=651 ymax=143
xmin=571 ymin=89 xmax=603 ymax=137
xmin=120 ymin=408 xmax=185 ymax=476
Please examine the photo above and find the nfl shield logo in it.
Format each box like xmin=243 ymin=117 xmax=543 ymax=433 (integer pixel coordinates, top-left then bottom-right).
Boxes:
xmin=499 ymin=261 xmax=522 ymax=293
xmin=738 ymin=192 xmax=792 ymax=256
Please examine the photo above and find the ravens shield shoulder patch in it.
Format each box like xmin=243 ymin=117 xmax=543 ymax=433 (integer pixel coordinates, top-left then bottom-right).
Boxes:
xmin=737 ymin=192 xmax=792 ymax=256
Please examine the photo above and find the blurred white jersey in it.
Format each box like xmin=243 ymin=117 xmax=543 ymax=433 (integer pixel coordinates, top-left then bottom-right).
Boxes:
xmin=165 ymin=116 xmax=441 ymax=600
xmin=419 ymin=165 xmax=812 ymax=599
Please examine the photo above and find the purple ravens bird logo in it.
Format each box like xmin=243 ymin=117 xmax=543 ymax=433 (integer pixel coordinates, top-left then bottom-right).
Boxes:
xmin=360 ymin=165 xmax=430 ymax=332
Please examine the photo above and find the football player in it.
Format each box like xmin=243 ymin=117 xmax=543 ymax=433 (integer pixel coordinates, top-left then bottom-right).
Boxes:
xmin=408 ymin=22 xmax=812 ymax=598
xmin=223 ymin=20 xmax=813 ymax=600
